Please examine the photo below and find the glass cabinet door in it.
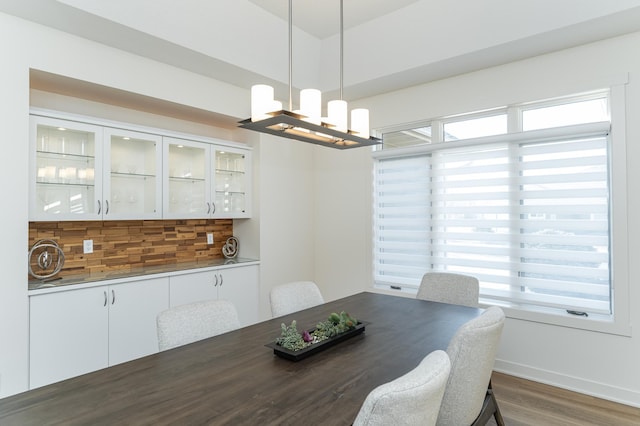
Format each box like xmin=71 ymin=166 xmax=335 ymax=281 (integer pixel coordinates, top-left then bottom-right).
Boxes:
xmin=103 ymin=128 xmax=162 ymax=219
xmin=212 ymin=147 xmax=251 ymax=218
xmin=163 ymin=137 xmax=210 ymax=218
xmin=30 ymin=116 xmax=103 ymax=220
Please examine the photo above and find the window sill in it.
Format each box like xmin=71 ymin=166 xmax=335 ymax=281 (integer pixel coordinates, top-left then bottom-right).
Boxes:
xmin=479 ymin=298 xmax=631 ymax=337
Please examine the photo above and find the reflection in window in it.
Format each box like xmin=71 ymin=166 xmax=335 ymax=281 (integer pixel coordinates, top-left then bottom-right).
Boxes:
xmin=382 ymin=126 xmax=432 ymax=149
xmin=444 ymin=114 xmax=507 ymax=141
xmin=523 ymin=98 xmax=608 ymax=131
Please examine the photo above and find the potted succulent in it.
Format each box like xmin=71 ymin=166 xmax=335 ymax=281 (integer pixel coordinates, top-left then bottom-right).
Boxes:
xmin=266 ymin=311 xmax=366 ymax=361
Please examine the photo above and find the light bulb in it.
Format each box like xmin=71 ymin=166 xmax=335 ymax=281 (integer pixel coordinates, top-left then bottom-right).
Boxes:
xmin=251 ymin=84 xmax=275 ymax=122
xmin=351 ymin=108 xmax=370 ymax=139
xmin=328 ymin=100 xmax=348 ymax=132
xmin=300 ymin=89 xmax=321 ymax=125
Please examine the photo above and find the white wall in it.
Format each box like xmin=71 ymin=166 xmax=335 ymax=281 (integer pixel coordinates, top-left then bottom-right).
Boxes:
xmin=0 ymin=11 xmax=318 ymax=397
xmin=315 ymin=32 xmax=640 ymax=406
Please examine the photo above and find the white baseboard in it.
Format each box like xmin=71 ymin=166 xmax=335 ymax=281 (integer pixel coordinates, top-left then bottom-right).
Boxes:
xmin=493 ymin=359 xmax=640 ymax=408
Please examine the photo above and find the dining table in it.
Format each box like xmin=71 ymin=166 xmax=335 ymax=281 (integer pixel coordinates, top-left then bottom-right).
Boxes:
xmin=0 ymin=291 xmax=483 ymax=425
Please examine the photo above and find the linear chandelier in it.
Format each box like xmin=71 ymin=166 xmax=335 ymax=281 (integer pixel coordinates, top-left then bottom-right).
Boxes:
xmin=239 ymin=0 xmax=381 ymax=149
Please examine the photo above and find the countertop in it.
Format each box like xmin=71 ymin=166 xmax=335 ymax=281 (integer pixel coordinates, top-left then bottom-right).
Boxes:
xmin=28 ymin=257 xmax=259 ymax=292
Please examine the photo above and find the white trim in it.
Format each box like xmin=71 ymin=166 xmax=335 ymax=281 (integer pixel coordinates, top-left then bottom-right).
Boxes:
xmin=494 ymin=359 xmax=640 ymax=408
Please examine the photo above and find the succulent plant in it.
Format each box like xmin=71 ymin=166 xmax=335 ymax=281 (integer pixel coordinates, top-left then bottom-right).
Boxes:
xmin=275 ymin=312 xmax=359 ymax=351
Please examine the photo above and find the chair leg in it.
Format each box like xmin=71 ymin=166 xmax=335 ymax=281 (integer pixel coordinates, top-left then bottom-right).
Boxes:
xmin=471 ymin=380 xmax=505 ymax=426
xmin=489 ymin=386 xmax=505 ymax=426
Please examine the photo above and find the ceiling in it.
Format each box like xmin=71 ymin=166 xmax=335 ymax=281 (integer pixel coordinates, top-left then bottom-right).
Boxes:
xmin=3 ymin=0 xmax=640 ymax=105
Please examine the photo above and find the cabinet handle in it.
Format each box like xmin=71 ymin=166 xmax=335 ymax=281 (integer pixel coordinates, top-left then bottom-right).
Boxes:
xmin=97 ymin=200 xmax=102 ymax=215
xmin=111 ymin=289 xmax=115 ymax=305
xmin=105 ymin=200 xmax=110 ymax=215
xmin=213 ymin=274 xmax=218 ymax=287
xmin=211 ymin=202 xmax=216 ymax=215
xmin=219 ymin=274 xmax=223 ymax=287
xmin=103 ymin=290 xmax=107 ymax=307
xmin=206 ymin=202 xmax=211 ymax=214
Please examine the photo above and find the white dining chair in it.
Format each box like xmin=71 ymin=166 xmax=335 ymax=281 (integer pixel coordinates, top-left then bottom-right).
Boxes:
xmin=269 ymin=281 xmax=325 ymax=317
xmin=157 ymin=299 xmax=240 ymax=351
xmin=437 ymin=306 xmax=506 ymax=426
xmin=353 ymin=350 xmax=451 ymax=426
xmin=416 ymin=272 xmax=480 ymax=308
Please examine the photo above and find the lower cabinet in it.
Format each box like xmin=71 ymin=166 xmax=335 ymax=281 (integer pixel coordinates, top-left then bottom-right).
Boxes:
xmin=29 ymin=263 xmax=260 ymax=389
xmin=169 ymin=264 xmax=259 ymax=327
xmin=29 ymin=277 xmax=169 ymax=389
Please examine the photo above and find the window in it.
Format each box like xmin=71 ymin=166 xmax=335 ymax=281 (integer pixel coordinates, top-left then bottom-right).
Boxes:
xmin=373 ymin=91 xmax=621 ymax=323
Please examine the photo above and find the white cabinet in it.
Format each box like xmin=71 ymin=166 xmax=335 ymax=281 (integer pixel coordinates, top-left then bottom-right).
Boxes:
xmin=169 ymin=264 xmax=259 ymax=326
xmin=30 ymin=116 xmax=103 ymax=220
xmin=102 ymin=127 xmax=162 ymax=219
xmin=30 ymin=116 xmax=163 ymax=220
xmin=163 ymin=137 xmax=252 ymax=219
xmin=212 ymin=146 xmax=252 ymax=218
xmin=29 ymin=286 xmax=108 ymax=389
xmin=29 ymin=277 xmax=169 ymax=389
xmin=108 ymin=279 xmax=169 ymax=365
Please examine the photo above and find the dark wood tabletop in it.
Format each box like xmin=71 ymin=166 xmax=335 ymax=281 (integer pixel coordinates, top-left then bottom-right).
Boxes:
xmin=0 ymin=292 xmax=482 ymax=425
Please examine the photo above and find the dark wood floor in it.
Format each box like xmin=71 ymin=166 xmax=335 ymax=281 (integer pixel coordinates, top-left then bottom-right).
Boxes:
xmin=487 ymin=372 xmax=640 ymax=426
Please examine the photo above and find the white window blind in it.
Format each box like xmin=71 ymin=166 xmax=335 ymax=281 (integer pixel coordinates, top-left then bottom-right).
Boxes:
xmin=374 ymin=125 xmax=611 ymax=314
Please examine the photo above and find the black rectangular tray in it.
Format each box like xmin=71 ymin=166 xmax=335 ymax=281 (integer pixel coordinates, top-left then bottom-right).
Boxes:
xmin=265 ymin=321 xmax=367 ymax=361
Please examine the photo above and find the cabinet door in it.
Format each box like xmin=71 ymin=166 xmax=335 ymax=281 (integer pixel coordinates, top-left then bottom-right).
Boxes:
xmin=30 ymin=116 xmax=103 ymax=220
xmin=108 ymin=278 xmax=169 ymax=366
xmin=217 ymin=265 xmax=259 ymax=326
xmin=163 ymin=137 xmax=211 ymax=219
xmin=212 ymin=147 xmax=252 ymax=218
xmin=29 ymin=287 xmax=109 ymax=389
xmin=169 ymin=270 xmax=217 ymax=307
xmin=103 ymin=128 xmax=162 ymax=220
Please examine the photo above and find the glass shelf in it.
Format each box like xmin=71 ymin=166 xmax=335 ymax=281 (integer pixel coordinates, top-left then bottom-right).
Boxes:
xmin=36 ymin=180 xmax=95 ymax=188
xmin=111 ymin=172 xmax=156 ymax=179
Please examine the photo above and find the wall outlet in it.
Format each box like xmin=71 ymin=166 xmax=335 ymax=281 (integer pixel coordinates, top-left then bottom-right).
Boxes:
xmin=207 ymin=233 xmax=214 ymax=245
xmin=83 ymin=239 xmax=93 ymax=254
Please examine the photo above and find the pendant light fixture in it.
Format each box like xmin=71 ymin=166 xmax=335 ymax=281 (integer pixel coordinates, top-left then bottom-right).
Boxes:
xmin=239 ymin=0 xmax=381 ymax=149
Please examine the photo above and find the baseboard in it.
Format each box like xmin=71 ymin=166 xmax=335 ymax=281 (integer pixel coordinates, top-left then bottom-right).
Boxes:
xmin=493 ymin=359 xmax=640 ymax=408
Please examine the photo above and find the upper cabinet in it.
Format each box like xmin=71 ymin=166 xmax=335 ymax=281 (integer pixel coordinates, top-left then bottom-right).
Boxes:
xmin=30 ymin=116 xmax=104 ymax=220
xmin=103 ymin=127 xmax=162 ymax=220
xmin=213 ymin=146 xmax=251 ymax=218
xmin=30 ymin=113 xmax=252 ymax=221
xmin=163 ymin=137 xmax=251 ymax=219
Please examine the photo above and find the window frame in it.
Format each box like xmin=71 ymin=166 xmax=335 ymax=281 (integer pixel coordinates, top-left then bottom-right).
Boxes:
xmin=372 ymin=87 xmax=630 ymax=336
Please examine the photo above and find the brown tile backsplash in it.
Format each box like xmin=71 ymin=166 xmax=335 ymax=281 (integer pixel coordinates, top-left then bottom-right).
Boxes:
xmin=29 ymin=219 xmax=233 ymax=277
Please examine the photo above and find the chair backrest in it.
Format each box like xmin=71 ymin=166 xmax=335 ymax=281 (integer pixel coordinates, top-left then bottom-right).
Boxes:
xmin=269 ymin=281 xmax=325 ymax=317
xmin=437 ymin=306 xmax=505 ymax=426
xmin=157 ymin=299 xmax=240 ymax=351
xmin=416 ymin=272 xmax=480 ymax=308
xmin=353 ymin=350 xmax=451 ymax=426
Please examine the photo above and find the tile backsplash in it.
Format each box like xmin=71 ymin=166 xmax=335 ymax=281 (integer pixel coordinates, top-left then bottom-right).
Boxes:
xmin=28 ymin=219 xmax=233 ymax=276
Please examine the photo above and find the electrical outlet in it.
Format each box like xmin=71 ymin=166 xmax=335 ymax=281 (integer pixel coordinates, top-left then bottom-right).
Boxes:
xmin=83 ymin=239 xmax=93 ymax=254
xmin=207 ymin=233 xmax=214 ymax=245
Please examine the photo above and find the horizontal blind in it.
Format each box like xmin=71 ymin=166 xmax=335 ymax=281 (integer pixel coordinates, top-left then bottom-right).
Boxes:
xmin=373 ymin=154 xmax=431 ymax=288
xmin=374 ymin=127 xmax=611 ymax=314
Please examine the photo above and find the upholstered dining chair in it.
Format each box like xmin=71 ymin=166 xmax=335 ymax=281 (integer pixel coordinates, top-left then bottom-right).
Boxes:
xmin=416 ymin=272 xmax=480 ymax=308
xmin=353 ymin=350 xmax=451 ymax=426
xmin=353 ymin=351 xmax=451 ymax=426
xmin=437 ymin=306 xmax=506 ymax=426
xmin=157 ymin=299 xmax=240 ymax=351
xmin=269 ymin=281 xmax=325 ymax=317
